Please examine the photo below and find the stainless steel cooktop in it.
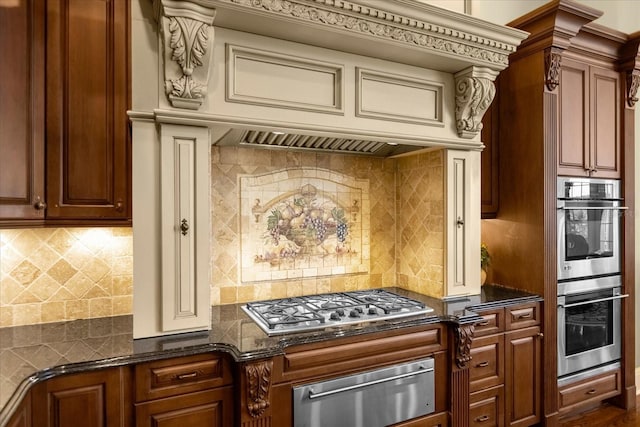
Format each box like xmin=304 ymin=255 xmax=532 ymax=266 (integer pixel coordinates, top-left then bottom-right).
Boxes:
xmin=242 ymin=289 xmax=433 ymax=336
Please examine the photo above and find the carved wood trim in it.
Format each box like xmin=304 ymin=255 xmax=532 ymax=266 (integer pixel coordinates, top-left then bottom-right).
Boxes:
xmin=626 ymin=71 xmax=640 ymax=107
xmin=245 ymin=359 xmax=273 ymax=418
xmin=544 ymin=48 xmax=562 ymax=91
xmin=454 ymin=67 xmax=497 ymax=139
xmin=155 ymin=0 xmax=216 ymax=110
xmin=454 ymin=323 xmax=475 ymax=369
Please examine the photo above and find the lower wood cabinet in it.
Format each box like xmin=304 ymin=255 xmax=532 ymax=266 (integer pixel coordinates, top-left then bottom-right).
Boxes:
xmin=31 ymin=367 xmax=132 ymax=427
xmin=472 ymin=303 xmax=542 ymax=427
xmin=6 ymin=392 xmax=31 ymax=427
xmin=558 ymin=368 xmax=621 ymax=416
xmin=391 ymin=411 xmax=449 ymax=426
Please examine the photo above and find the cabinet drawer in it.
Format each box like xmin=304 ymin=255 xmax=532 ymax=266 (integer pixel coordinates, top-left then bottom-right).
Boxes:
xmin=474 ymin=309 xmax=504 ymax=337
xmin=559 ymin=369 xmax=621 ymax=413
xmin=470 ymin=386 xmax=504 ymax=427
xmin=135 ymin=353 xmax=232 ymax=402
xmin=470 ymin=334 xmax=504 ymax=392
xmin=505 ymin=303 xmax=540 ymax=330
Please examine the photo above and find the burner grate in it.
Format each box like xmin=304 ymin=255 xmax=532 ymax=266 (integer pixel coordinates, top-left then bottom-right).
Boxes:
xmin=245 ymin=298 xmax=325 ymax=329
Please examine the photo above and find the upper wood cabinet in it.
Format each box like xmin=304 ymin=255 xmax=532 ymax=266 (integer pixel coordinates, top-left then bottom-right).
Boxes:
xmin=558 ymin=58 xmax=620 ymax=179
xmin=0 ymin=0 xmax=45 ymax=222
xmin=480 ymin=85 xmax=499 ymax=219
xmin=0 ymin=0 xmax=131 ymax=226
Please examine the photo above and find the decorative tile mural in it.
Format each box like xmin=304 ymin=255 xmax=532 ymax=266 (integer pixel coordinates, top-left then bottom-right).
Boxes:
xmin=239 ymin=168 xmax=369 ymax=283
xmin=0 ymin=228 xmax=133 ymax=328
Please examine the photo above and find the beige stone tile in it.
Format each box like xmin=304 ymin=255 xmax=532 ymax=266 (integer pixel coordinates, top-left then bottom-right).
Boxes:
xmin=41 ymin=301 xmax=66 ymax=323
xmin=301 ymin=280 xmax=317 ymax=296
xmin=237 ymin=285 xmax=255 ymax=303
xmin=112 ymin=276 xmax=133 ymax=296
xmin=0 ymin=305 xmax=14 ymax=328
xmin=9 ymin=260 xmax=41 ymax=286
xmin=0 ymin=245 xmax=23 ymax=276
xmin=46 ymin=228 xmax=76 ymax=256
xmin=28 ymin=274 xmax=60 ymax=302
xmin=113 ymin=256 xmax=133 ymax=276
xmin=210 ymin=286 xmax=220 ymax=306
xmin=10 ymin=229 xmax=43 ymax=257
xmin=286 ymin=282 xmax=303 ymax=297
xmin=49 ymin=288 xmax=75 ymax=302
xmin=47 ymin=259 xmax=77 ymax=285
xmin=63 ymin=242 xmax=93 ymax=270
xmin=270 ymin=282 xmax=288 ymax=299
xmin=27 ymin=245 xmax=60 ymax=272
xmin=65 ymin=273 xmax=94 ymax=298
xmin=0 ymin=276 xmax=24 ymax=305
xmin=12 ymin=289 xmax=40 ymax=304
xmin=83 ymin=258 xmax=111 ymax=282
xmin=89 ymin=298 xmax=113 ymax=318
xmin=112 ymin=296 xmax=133 ymax=315
xmin=12 ymin=303 xmax=41 ymax=326
xmin=84 ymin=285 xmax=110 ymax=299
xmin=66 ymin=300 xmax=89 ymax=320
xmin=220 ymin=287 xmax=237 ymax=305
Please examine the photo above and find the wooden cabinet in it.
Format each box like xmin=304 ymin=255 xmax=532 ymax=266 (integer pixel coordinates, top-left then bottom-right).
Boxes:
xmin=481 ymin=82 xmax=499 ymax=219
xmin=558 ymin=368 xmax=621 ymax=416
xmin=558 ymin=58 xmax=620 ymax=178
xmin=472 ymin=303 xmax=541 ymax=427
xmin=6 ymin=392 xmax=31 ymax=427
xmin=134 ymin=353 xmax=234 ymax=427
xmin=0 ymin=0 xmax=131 ymax=225
xmin=31 ymin=367 xmax=132 ymax=427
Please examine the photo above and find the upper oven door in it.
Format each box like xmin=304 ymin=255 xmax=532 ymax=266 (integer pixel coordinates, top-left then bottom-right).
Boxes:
xmin=557 ymin=178 xmax=623 ymax=281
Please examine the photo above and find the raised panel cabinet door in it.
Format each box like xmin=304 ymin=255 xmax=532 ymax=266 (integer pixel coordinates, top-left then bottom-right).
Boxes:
xmin=31 ymin=368 xmax=131 ymax=427
xmin=134 ymin=387 xmax=234 ymax=427
xmin=480 ymin=85 xmax=499 ymax=218
xmin=590 ymin=66 xmax=620 ymax=178
xmin=0 ymin=0 xmax=45 ymax=222
xmin=45 ymin=0 xmax=130 ymax=220
xmin=557 ymin=59 xmax=590 ymax=177
xmin=504 ymin=327 xmax=541 ymax=427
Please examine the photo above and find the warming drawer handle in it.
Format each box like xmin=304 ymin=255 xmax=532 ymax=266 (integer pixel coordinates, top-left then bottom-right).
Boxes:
xmin=557 ymin=206 xmax=628 ymax=211
xmin=558 ymin=294 xmax=629 ymax=308
xmin=476 ymin=361 xmax=489 ymax=368
xmin=307 ymin=367 xmax=434 ymax=400
xmin=475 ymin=415 xmax=490 ymax=422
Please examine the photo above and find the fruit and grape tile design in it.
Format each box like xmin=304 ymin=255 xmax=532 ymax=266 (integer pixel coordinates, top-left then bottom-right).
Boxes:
xmin=239 ymin=168 xmax=369 ymax=283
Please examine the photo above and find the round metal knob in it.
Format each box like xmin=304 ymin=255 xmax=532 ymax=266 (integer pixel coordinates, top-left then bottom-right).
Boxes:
xmin=115 ymin=200 xmax=124 ymax=212
xmin=34 ymin=199 xmax=47 ymax=210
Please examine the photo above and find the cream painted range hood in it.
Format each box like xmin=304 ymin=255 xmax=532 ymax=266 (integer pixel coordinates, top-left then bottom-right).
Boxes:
xmin=130 ymin=0 xmax=529 ymax=338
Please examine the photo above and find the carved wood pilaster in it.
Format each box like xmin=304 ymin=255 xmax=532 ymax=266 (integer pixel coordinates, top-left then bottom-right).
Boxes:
xmin=154 ymin=0 xmax=216 ymax=110
xmin=454 ymin=323 xmax=475 ymax=369
xmin=545 ymin=48 xmax=562 ymax=91
xmin=454 ymin=67 xmax=498 ymax=139
xmin=627 ymin=71 xmax=640 ymax=107
xmin=244 ymin=359 xmax=273 ymax=419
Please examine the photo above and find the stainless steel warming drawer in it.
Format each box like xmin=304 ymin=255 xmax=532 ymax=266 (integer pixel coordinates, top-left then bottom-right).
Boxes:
xmin=292 ymin=357 xmax=435 ymax=427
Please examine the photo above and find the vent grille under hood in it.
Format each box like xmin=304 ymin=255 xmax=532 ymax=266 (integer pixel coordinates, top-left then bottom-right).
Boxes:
xmin=215 ymin=129 xmax=427 ymax=158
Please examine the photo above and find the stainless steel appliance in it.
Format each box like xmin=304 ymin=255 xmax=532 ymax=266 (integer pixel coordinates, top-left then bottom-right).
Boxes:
xmin=557 ymin=177 xmax=626 ymax=281
xmin=557 ymin=275 xmax=628 ymax=378
xmin=293 ymin=357 xmax=434 ymax=427
xmin=242 ymin=289 xmax=433 ymax=336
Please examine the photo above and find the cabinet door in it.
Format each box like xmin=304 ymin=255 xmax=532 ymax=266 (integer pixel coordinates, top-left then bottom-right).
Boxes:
xmin=45 ymin=0 xmax=130 ymax=220
xmin=504 ymin=326 xmax=541 ymax=427
xmin=481 ymin=85 xmax=499 ymax=219
xmin=558 ymin=59 xmax=590 ymax=177
xmin=32 ymin=368 xmax=131 ymax=427
xmin=590 ymin=66 xmax=620 ymax=178
xmin=135 ymin=387 xmax=233 ymax=427
xmin=0 ymin=0 xmax=45 ymax=222
xmin=6 ymin=392 xmax=31 ymax=427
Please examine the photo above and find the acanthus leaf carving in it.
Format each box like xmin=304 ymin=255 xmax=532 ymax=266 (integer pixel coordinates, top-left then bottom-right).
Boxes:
xmin=245 ymin=359 xmax=273 ymax=418
xmin=545 ymin=48 xmax=562 ymax=91
xmin=454 ymin=323 xmax=475 ymax=369
xmin=454 ymin=67 xmax=497 ymax=139
xmin=156 ymin=0 xmax=216 ymax=110
xmin=627 ymin=71 xmax=640 ymax=107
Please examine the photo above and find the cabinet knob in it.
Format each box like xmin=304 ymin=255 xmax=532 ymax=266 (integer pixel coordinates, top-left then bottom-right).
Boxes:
xmin=115 ymin=200 xmax=124 ymax=212
xmin=538 ymin=332 xmax=544 ymax=339
xmin=456 ymin=217 xmax=464 ymax=227
xmin=34 ymin=198 xmax=47 ymax=210
xmin=180 ymin=218 xmax=189 ymax=236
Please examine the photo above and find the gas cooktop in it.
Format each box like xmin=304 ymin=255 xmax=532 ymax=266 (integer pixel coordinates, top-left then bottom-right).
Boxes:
xmin=242 ymin=289 xmax=434 ymax=336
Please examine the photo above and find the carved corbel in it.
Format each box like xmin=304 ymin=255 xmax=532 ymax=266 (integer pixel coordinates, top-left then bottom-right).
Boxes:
xmin=627 ymin=70 xmax=640 ymax=107
xmin=245 ymin=359 xmax=273 ymax=418
xmin=545 ymin=48 xmax=562 ymax=91
xmin=155 ymin=0 xmax=216 ymax=110
xmin=454 ymin=323 xmax=475 ymax=369
xmin=454 ymin=67 xmax=498 ymax=139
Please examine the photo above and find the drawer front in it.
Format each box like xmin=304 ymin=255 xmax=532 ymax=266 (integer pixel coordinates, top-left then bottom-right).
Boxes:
xmin=474 ymin=309 xmax=504 ymax=337
xmin=470 ymin=386 xmax=504 ymax=427
xmin=135 ymin=353 xmax=232 ymax=402
xmin=559 ymin=369 xmax=621 ymax=412
xmin=470 ymin=334 xmax=504 ymax=392
xmin=506 ymin=303 xmax=540 ymax=330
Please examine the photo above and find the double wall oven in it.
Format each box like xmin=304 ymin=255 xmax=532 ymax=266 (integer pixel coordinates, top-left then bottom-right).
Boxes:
xmin=556 ymin=177 xmax=628 ymax=380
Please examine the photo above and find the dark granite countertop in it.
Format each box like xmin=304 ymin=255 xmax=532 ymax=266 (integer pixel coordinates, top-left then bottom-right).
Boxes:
xmin=0 ymin=284 xmax=541 ymax=426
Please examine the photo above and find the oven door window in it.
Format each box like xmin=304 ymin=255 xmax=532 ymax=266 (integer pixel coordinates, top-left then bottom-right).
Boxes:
xmin=565 ymin=290 xmax=614 ymax=356
xmin=564 ymin=201 xmax=616 ymax=262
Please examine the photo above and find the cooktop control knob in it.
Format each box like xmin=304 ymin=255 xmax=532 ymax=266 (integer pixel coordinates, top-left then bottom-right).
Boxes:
xmin=336 ymin=308 xmax=345 ymax=317
xmin=330 ymin=312 xmax=340 ymax=321
xmin=355 ymin=307 xmax=364 ymax=314
xmin=368 ymin=307 xmax=377 ymax=315
xmin=349 ymin=309 xmax=360 ymax=318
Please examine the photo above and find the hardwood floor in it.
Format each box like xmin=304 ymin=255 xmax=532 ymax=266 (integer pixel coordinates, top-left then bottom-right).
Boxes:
xmin=559 ymin=396 xmax=640 ymax=426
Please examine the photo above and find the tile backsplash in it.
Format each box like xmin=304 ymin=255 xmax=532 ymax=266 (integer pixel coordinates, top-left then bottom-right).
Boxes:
xmin=211 ymin=146 xmax=445 ymax=305
xmin=0 ymin=228 xmax=132 ymax=327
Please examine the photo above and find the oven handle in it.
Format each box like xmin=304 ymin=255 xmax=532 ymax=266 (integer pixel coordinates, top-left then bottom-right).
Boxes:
xmin=558 ymin=294 xmax=629 ymax=308
xmin=557 ymin=206 xmax=628 ymax=211
xmin=307 ymin=366 xmax=434 ymax=400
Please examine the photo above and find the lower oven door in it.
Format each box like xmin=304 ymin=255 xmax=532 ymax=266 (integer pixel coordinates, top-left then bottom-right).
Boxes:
xmin=557 ymin=285 xmax=626 ymax=378
xmin=293 ymin=358 xmax=434 ymax=427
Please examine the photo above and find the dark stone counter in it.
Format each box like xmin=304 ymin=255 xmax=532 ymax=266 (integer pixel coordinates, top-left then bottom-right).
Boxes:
xmin=0 ymin=284 xmax=541 ymax=426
